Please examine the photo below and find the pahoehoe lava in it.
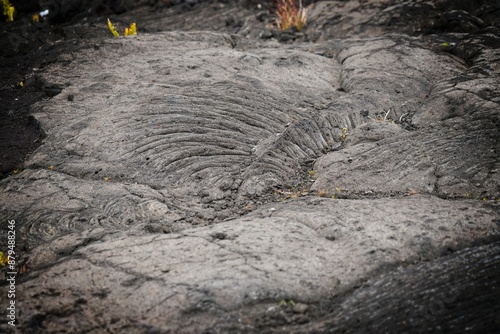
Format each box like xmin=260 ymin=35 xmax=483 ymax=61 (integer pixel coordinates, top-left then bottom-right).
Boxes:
xmin=0 ymin=0 xmax=499 ymax=333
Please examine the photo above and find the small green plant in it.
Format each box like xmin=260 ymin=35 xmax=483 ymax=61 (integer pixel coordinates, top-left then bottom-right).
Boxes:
xmin=1 ymin=0 xmax=14 ymax=22
xmin=107 ymin=18 xmax=120 ymax=37
xmin=275 ymin=0 xmax=309 ymax=31
xmin=0 ymin=251 xmax=8 ymax=268
xmin=278 ymin=299 xmax=296 ymax=307
xmin=107 ymin=18 xmax=137 ymax=38
xmin=340 ymin=127 xmax=347 ymax=142
xmin=125 ymin=22 xmax=137 ymax=36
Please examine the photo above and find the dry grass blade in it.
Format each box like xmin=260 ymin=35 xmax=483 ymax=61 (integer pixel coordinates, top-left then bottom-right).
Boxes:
xmin=276 ymin=0 xmax=309 ymax=31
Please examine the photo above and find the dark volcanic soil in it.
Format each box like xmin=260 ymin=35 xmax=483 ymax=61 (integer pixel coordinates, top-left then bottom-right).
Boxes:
xmin=0 ymin=39 xmax=45 ymax=178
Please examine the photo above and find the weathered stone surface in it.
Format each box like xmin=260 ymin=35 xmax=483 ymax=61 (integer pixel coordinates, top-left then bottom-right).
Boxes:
xmin=211 ymin=240 xmax=500 ymax=333
xmin=12 ymin=197 xmax=500 ymax=333
xmin=0 ymin=0 xmax=499 ymax=333
xmin=311 ymin=34 xmax=500 ymax=199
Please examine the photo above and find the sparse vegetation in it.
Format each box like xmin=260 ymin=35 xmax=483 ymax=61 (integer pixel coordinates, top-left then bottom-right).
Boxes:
xmin=125 ymin=23 xmax=137 ymax=36
xmin=340 ymin=127 xmax=348 ymax=142
xmin=368 ymin=109 xmax=397 ymax=123
xmin=317 ymin=189 xmax=327 ymax=197
xmin=275 ymin=0 xmax=309 ymax=31
xmin=278 ymin=299 xmax=296 ymax=307
xmin=107 ymin=19 xmax=137 ymax=38
xmin=0 ymin=251 xmax=8 ymax=267
xmin=107 ymin=18 xmax=120 ymax=37
xmin=274 ymin=188 xmax=308 ymax=200
xmin=1 ymin=0 xmax=14 ymax=22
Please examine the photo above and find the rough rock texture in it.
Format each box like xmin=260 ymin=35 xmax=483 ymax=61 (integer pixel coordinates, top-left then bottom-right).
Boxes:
xmin=12 ymin=198 xmax=500 ymax=333
xmin=0 ymin=0 xmax=499 ymax=333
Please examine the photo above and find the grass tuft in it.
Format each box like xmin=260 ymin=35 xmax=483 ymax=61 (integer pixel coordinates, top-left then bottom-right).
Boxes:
xmin=275 ymin=0 xmax=309 ymax=31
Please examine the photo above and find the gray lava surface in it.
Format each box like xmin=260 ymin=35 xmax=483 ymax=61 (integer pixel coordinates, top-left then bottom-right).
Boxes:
xmin=0 ymin=0 xmax=499 ymax=333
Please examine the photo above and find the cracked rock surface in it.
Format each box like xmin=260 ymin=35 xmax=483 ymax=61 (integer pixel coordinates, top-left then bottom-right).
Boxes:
xmin=1 ymin=0 xmax=499 ymax=333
